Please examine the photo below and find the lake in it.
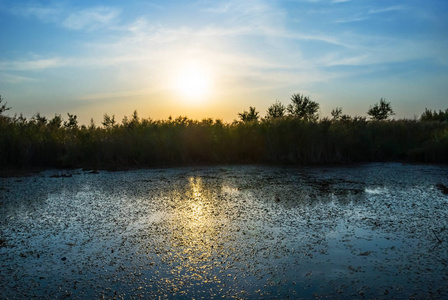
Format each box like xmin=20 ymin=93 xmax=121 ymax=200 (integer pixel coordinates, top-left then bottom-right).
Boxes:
xmin=1 ymin=163 xmax=447 ymax=299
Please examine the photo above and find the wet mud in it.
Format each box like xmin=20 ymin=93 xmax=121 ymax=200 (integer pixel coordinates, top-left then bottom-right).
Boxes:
xmin=1 ymin=163 xmax=448 ymax=299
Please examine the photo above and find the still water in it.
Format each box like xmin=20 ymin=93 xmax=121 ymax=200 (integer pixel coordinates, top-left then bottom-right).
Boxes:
xmin=1 ymin=163 xmax=448 ymax=299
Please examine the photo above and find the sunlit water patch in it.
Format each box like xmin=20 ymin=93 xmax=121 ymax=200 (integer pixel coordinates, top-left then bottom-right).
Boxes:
xmin=1 ymin=163 xmax=448 ymax=299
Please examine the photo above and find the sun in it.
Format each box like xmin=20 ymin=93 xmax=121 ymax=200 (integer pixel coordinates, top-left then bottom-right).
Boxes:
xmin=173 ymin=63 xmax=212 ymax=100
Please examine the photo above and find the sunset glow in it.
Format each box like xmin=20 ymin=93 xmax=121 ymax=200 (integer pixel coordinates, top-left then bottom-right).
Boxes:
xmin=173 ymin=63 xmax=212 ymax=102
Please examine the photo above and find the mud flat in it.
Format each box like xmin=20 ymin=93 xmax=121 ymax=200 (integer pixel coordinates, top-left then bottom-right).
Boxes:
xmin=1 ymin=163 xmax=448 ymax=299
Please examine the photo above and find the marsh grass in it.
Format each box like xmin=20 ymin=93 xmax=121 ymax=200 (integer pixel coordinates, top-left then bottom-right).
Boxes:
xmin=1 ymin=111 xmax=447 ymax=170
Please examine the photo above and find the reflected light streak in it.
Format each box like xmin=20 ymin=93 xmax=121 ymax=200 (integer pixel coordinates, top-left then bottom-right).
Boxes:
xmin=152 ymin=175 xmax=236 ymax=295
xmin=166 ymin=177 xmax=219 ymax=280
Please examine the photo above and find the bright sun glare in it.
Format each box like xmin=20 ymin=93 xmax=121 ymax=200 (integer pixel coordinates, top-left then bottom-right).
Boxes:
xmin=174 ymin=63 xmax=212 ymax=101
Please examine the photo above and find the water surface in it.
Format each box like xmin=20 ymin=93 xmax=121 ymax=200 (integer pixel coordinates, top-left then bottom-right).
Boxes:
xmin=1 ymin=163 xmax=447 ymax=299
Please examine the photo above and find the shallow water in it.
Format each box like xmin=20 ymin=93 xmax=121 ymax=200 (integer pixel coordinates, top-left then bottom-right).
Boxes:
xmin=1 ymin=163 xmax=448 ymax=299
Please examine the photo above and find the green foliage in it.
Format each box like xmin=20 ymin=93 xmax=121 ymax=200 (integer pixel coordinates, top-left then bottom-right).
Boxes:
xmin=287 ymin=93 xmax=320 ymax=121
xmin=420 ymin=108 xmax=448 ymax=122
xmin=367 ymin=98 xmax=394 ymax=120
xmin=265 ymin=101 xmax=286 ymax=120
xmin=238 ymin=106 xmax=259 ymax=123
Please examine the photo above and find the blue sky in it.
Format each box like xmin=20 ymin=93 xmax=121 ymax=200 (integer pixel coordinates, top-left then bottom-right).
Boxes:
xmin=1 ymin=0 xmax=447 ymax=124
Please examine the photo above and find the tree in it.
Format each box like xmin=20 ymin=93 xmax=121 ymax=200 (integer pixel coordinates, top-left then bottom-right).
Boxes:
xmin=48 ymin=114 xmax=62 ymax=128
xmin=13 ymin=113 xmax=27 ymax=126
xmin=331 ymin=107 xmax=343 ymax=120
xmin=88 ymin=118 xmax=96 ymax=130
xmin=64 ymin=113 xmax=78 ymax=129
xmin=331 ymin=107 xmax=352 ymax=122
xmin=0 ymin=95 xmax=11 ymax=115
xmin=287 ymin=93 xmax=319 ymax=121
xmin=31 ymin=113 xmax=47 ymax=126
xmin=367 ymin=98 xmax=394 ymax=121
xmin=238 ymin=106 xmax=259 ymax=123
xmin=265 ymin=101 xmax=286 ymax=120
xmin=130 ymin=110 xmax=139 ymax=125
xmin=102 ymin=113 xmax=116 ymax=128
xmin=420 ymin=108 xmax=448 ymax=122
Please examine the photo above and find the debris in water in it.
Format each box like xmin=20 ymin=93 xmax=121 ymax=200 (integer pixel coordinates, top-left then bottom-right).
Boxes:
xmin=50 ymin=173 xmax=72 ymax=178
xmin=436 ymin=183 xmax=448 ymax=195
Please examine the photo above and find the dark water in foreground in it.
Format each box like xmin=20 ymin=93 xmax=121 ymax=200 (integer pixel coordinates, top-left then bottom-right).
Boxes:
xmin=1 ymin=163 xmax=448 ymax=299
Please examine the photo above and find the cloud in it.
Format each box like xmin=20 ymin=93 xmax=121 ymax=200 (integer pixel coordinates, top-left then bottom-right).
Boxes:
xmin=201 ymin=2 xmax=232 ymax=14
xmin=0 ymin=73 xmax=37 ymax=84
xmin=320 ymin=54 xmax=370 ymax=67
xmin=0 ymin=58 xmax=68 ymax=71
xmin=79 ymin=88 xmax=156 ymax=101
xmin=10 ymin=4 xmax=62 ymax=22
xmin=334 ymin=16 xmax=367 ymax=24
xmin=9 ymin=3 xmax=121 ymax=31
xmin=368 ymin=6 xmax=405 ymax=15
xmin=62 ymin=7 xmax=121 ymax=31
xmin=201 ymin=0 xmax=286 ymax=30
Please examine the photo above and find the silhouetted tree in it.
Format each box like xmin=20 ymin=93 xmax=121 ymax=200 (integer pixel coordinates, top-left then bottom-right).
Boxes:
xmin=12 ymin=113 xmax=27 ymax=126
xmin=0 ymin=95 xmax=11 ymax=115
xmin=88 ymin=118 xmax=96 ymax=130
xmin=331 ymin=107 xmax=352 ymax=122
xmin=420 ymin=108 xmax=448 ymax=122
xmin=265 ymin=101 xmax=286 ymax=120
xmin=102 ymin=113 xmax=116 ymax=128
xmin=287 ymin=93 xmax=319 ymax=121
xmin=331 ymin=107 xmax=342 ymax=120
xmin=48 ymin=114 xmax=62 ymax=128
xmin=238 ymin=106 xmax=259 ymax=122
xmin=367 ymin=98 xmax=394 ymax=121
xmin=31 ymin=113 xmax=47 ymax=126
xmin=64 ymin=113 xmax=78 ymax=129
xmin=131 ymin=110 xmax=139 ymax=124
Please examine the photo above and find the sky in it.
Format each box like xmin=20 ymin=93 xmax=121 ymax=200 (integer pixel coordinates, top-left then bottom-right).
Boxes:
xmin=0 ymin=0 xmax=447 ymax=124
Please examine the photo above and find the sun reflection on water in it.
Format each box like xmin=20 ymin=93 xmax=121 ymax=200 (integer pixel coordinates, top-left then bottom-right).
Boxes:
xmin=162 ymin=176 xmax=227 ymax=294
xmin=188 ymin=177 xmax=207 ymax=227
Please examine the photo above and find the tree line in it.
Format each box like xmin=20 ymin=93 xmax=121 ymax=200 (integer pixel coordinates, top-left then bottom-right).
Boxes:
xmin=0 ymin=94 xmax=447 ymax=171
xmin=239 ymin=94 xmax=396 ymax=123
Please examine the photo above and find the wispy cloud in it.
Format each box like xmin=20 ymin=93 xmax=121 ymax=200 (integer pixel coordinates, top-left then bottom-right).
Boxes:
xmin=0 ymin=57 xmax=68 ymax=71
xmin=10 ymin=4 xmax=62 ymax=22
xmin=332 ymin=0 xmax=351 ymax=3
xmin=62 ymin=7 xmax=121 ymax=31
xmin=9 ymin=3 xmax=120 ymax=31
xmin=79 ymin=88 xmax=156 ymax=101
xmin=333 ymin=4 xmax=406 ymax=24
xmin=334 ymin=16 xmax=367 ymax=24
xmin=368 ymin=6 xmax=406 ymax=15
xmin=0 ymin=73 xmax=37 ymax=84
